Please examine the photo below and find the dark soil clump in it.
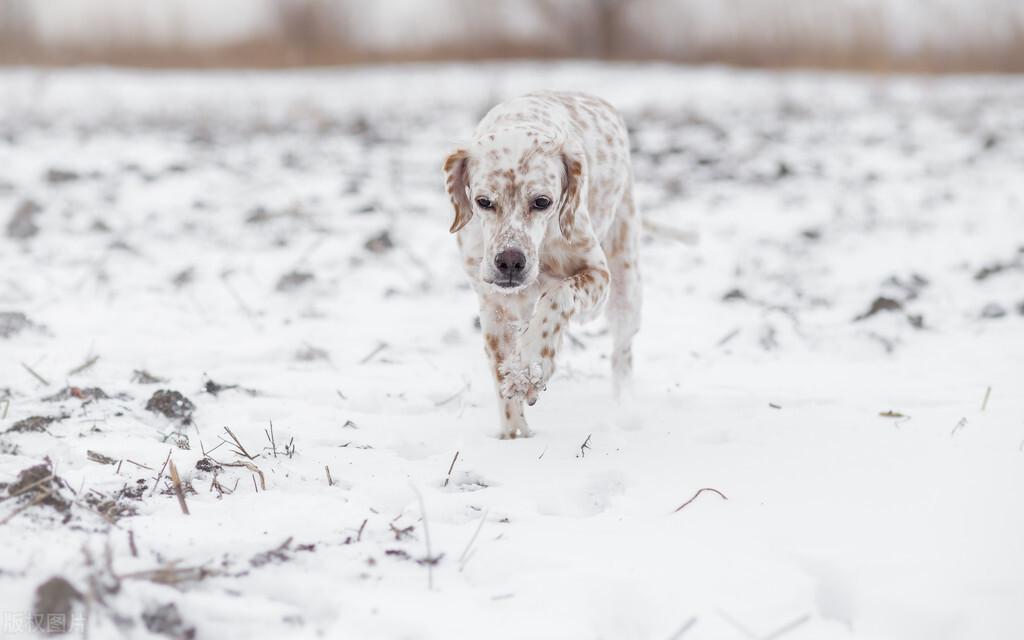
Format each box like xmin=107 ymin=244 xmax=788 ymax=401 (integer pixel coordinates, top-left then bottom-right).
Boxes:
xmin=145 ymin=390 xmax=195 ymax=419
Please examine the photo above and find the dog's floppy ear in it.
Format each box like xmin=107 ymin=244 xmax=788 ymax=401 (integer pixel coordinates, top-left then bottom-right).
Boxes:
xmin=443 ymin=148 xmax=473 ymax=234
xmin=558 ymin=145 xmax=585 ymax=241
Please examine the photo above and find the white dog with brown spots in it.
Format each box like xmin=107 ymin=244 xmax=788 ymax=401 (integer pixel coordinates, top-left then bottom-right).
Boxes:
xmin=443 ymin=91 xmax=641 ymax=438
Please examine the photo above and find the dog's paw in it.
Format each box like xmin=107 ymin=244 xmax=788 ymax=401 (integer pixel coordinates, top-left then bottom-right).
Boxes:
xmin=499 ymin=360 xmax=546 ymax=405
xmin=499 ymin=423 xmax=533 ymax=439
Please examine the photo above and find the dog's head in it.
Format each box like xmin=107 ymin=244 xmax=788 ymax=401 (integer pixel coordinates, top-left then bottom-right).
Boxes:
xmin=443 ymin=128 xmax=584 ymax=293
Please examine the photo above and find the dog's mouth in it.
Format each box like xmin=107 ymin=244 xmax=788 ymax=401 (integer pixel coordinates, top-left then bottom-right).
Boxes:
xmin=483 ymin=273 xmax=532 ymax=293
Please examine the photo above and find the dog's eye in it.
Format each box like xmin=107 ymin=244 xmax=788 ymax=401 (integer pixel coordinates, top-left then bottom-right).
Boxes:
xmin=475 ymin=196 xmax=494 ymax=210
xmin=532 ymin=196 xmax=552 ymax=210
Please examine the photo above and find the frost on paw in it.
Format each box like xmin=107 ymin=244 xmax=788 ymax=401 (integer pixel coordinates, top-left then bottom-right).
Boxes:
xmin=499 ymin=361 xmax=544 ymax=400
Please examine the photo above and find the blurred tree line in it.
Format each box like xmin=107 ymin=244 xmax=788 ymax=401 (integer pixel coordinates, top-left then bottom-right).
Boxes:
xmin=1 ymin=0 xmax=1023 ymax=72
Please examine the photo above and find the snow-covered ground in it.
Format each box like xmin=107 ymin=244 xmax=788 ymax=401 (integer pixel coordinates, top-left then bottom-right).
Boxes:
xmin=1 ymin=64 xmax=1023 ymax=640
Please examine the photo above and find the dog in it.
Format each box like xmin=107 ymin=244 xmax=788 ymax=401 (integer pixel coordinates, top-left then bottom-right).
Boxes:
xmin=443 ymin=91 xmax=641 ymax=438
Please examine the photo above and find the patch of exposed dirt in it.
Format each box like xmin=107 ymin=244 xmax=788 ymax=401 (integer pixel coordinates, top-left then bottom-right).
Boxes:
xmin=6 ymin=462 xmax=73 ymax=514
xmin=142 ymin=603 xmax=195 ymax=639
xmin=6 ymin=199 xmax=42 ymax=239
xmin=44 ymin=386 xmax=113 ymax=402
xmin=145 ymin=390 xmax=195 ymax=420
xmin=6 ymin=414 xmax=66 ymax=433
xmin=32 ymin=576 xmax=82 ymax=634
xmin=0 ymin=311 xmax=44 ymax=339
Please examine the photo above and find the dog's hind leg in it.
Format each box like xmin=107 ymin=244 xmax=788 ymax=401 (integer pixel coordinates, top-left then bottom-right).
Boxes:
xmin=603 ymin=183 xmax=642 ymax=397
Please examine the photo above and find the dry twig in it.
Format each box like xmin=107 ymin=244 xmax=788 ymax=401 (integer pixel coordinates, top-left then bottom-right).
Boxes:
xmin=674 ymin=487 xmax=728 ymax=512
xmin=578 ymin=434 xmax=592 ymax=458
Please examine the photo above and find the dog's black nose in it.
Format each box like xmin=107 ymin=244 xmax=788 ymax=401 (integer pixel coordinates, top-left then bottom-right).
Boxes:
xmin=494 ymin=248 xmax=526 ymax=277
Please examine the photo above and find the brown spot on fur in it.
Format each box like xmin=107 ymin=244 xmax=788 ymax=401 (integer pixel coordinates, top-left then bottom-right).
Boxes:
xmin=486 ymin=334 xmax=499 ymax=352
xmin=541 ymin=346 xmax=552 ymax=358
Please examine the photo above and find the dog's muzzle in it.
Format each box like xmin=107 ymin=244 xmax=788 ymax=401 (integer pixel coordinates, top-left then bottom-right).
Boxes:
xmin=493 ymin=248 xmax=527 ymax=288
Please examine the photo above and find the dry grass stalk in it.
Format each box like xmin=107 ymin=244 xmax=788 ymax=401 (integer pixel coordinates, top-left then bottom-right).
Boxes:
xmin=87 ymin=450 xmax=117 ymax=465
xmin=149 ymin=449 xmax=172 ymax=496
xmin=209 ymin=474 xmax=236 ymax=499
xmin=458 ymin=509 xmax=489 ymax=571
xmin=264 ymin=420 xmax=278 ymax=458
xmin=168 ymin=460 xmax=190 ymax=515
xmin=68 ymin=355 xmax=100 ymax=376
xmin=0 ymin=487 xmax=53 ymax=525
xmin=668 ymin=617 xmax=698 ymax=640
xmin=220 ymin=460 xmax=267 ymax=491
xmin=434 ymin=382 xmax=470 ymax=407
xmin=358 ymin=342 xmax=388 ymax=365
xmin=21 ymin=361 xmax=49 ymax=386
xmin=221 ymin=427 xmax=257 ymax=460
xmin=325 ymin=465 xmax=334 ymax=486
xmin=410 ymin=484 xmax=435 ymax=590
xmin=119 ymin=562 xmax=216 ymax=585
xmin=442 ymin=451 xmax=459 ymax=488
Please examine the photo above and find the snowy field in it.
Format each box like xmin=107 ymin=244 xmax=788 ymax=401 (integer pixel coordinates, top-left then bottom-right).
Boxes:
xmin=1 ymin=64 xmax=1023 ymax=639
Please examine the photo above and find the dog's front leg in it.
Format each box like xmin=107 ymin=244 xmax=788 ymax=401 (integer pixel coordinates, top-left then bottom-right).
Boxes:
xmin=478 ymin=291 xmax=537 ymax=438
xmin=502 ymin=243 xmax=610 ymax=406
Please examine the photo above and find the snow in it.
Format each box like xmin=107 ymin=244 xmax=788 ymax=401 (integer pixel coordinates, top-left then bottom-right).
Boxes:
xmin=1 ymin=63 xmax=1023 ymax=640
